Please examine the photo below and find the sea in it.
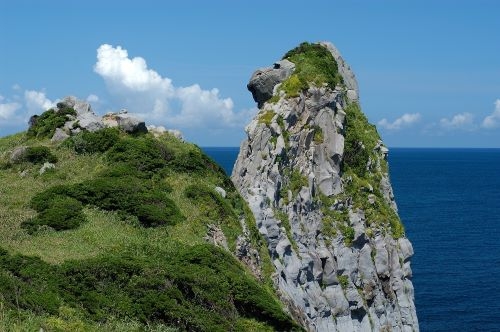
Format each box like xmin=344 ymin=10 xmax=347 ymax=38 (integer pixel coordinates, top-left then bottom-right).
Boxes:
xmin=203 ymin=147 xmax=500 ymax=332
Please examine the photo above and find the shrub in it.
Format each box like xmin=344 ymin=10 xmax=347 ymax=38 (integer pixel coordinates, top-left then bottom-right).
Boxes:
xmin=168 ymin=147 xmax=226 ymax=176
xmin=289 ymin=169 xmax=308 ymax=194
xmin=27 ymin=107 xmax=76 ymax=138
xmin=340 ymin=224 xmax=355 ymax=246
xmin=258 ymin=110 xmax=275 ymax=126
xmin=68 ymin=128 xmax=120 ymax=154
xmin=23 ymin=196 xmax=85 ymax=232
xmin=107 ymin=136 xmax=171 ymax=175
xmin=343 ymin=102 xmax=380 ymax=177
xmin=338 ymin=275 xmax=349 ymax=289
xmin=0 ymin=245 xmax=299 ymax=331
xmin=22 ymin=146 xmax=58 ymax=164
xmin=0 ymin=253 xmax=60 ymax=314
xmin=281 ymin=42 xmax=343 ymax=96
xmin=280 ymin=75 xmax=305 ymax=98
xmin=313 ymin=125 xmax=324 ymax=144
xmin=30 ymin=176 xmax=184 ymax=229
xmin=71 ymin=177 xmax=184 ymax=227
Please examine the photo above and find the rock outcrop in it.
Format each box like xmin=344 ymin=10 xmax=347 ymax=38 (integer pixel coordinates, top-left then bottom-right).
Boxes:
xmin=248 ymin=59 xmax=295 ymax=108
xmin=27 ymin=96 xmax=176 ymax=141
xmin=232 ymin=42 xmax=418 ymax=331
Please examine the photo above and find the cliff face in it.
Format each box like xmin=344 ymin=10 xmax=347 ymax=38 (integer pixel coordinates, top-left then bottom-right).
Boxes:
xmin=232 ymin=42 xmax=418 ymax=331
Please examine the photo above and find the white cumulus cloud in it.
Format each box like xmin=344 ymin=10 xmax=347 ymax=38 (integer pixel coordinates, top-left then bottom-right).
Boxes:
xmin=482 ymin=99 xmax=500 ymax=129
xmin=378 ymin=113 xmax=421 ymax=130
xmin=86 ymin=94 xmax=99 ymax=103
xmin=440 ymin=112 xmax=475 ymax=130
xmin=24 ymin=90 xmax=55 ymax=113
xmin=0 ymin=101 xmax=22 ymax=120
xmin=94 ymin=44 xmax=250 ymax=129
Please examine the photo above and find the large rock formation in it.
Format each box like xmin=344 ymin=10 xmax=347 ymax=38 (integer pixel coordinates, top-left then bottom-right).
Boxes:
xmin=232 ymin=42 xmax=418 ymax=331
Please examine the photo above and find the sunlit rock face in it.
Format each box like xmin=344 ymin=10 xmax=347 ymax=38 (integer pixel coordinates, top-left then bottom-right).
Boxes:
xmin=232 ymin=42 xmax=418 ymax=332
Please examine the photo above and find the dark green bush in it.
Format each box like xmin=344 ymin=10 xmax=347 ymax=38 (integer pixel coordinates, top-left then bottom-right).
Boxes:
xmin=107 ymin=136 xmax=171 ymax=175
xmin=0 ymin=252 xmax=60 ymax=314
xmin=30 ymin=175 xmax=184 ymax=229
xmin=23 ymin=146 xmax=58 ymax=164
xmin=27 ymin=107 xmax=76 ymax=138
xmin=0 ymin=245 xmax=299 ymax=330
xmin=68 ymin=127 xmax=120 ymax=154
xmin=23 ymin=196 xmax=85 ymax=232
xmin=168 ymin=147 xmax=226 ymax=176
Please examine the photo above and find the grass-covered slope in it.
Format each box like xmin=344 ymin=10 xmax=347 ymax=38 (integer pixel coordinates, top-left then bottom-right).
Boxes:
xmin=0 ymin=114 xmax=300 ymax=331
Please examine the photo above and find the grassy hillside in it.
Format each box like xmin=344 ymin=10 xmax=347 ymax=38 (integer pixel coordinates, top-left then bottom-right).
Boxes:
xmin=0 ymin=117 xmax=299 ymax=331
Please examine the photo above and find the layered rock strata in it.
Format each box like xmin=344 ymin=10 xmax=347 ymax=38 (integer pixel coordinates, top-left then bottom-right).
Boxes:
xmin=232 ymin=42 xmax=418 ymax=332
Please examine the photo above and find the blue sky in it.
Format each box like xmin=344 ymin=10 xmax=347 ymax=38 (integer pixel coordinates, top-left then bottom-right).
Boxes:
xmin=1 ymin=0 xmax=499 ymax=147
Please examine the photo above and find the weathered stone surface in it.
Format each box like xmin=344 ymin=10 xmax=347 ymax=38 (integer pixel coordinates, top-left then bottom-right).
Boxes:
xmin=214 ymin=186 xmax=226 ymax=198
xmin=247 ymin=59 xmax=295 ymax=107
xmin=117 ymin=114 xmax=147 ymax=133
xmin=39 ymin=162 xmax=55 ymax=174
xmin=319 ymin=41 xmax=359 ymax=101
xmin=10 ymin=146 xmax=27 ymax=163
xmin=204 ymin=224 xmax=228 ymax=250
xmin=232 ymin=42 xmax=418 ymax=331
xmin=51 ymin=128 xmax=69 ymax=143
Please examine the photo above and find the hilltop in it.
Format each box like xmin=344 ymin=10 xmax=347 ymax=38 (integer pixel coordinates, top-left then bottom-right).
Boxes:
xmin=0 ymin=98 xmax=300 ymax=331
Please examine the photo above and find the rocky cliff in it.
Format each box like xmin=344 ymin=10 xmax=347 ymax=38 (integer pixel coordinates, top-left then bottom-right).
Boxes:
xmin=232 ymin=42 xmax=418 ymax=331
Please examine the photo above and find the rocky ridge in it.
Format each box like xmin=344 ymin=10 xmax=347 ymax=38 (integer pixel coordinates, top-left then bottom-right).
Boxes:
xmin=28 ymin=95 xmax=182 ymax=142
xmin=232 ymin=42 xmax=418 ymax=331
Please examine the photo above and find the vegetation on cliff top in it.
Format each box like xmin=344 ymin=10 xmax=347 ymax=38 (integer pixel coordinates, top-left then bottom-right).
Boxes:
xmin=0 ymin=108 xmax=299 ymax=331
xmin=280 ymin=42 xmax=343 ymax=97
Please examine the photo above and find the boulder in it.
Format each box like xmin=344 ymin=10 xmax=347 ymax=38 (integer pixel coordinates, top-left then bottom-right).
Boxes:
xmin=214 ymin=186 xmax=226 ymax=198
xmin=247 ymin=59 xmax=295 ymax=107
xmin=39 ymin=162 xmax=55 ymax=174
xmin=10 ymin=146 xmax=27 ymax=163
xmin=103 ymin=111 xmax=147 ymax=133
xmin=51 ymin=128 xmax=69 ymax=142
xmin=116 ymin=114 xmax=147 ymax=133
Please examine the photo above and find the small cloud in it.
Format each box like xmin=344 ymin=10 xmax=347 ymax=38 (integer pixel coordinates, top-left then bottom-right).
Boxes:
xmin=0 ymin=101 xmax=22 ymax=120
xmin=12 ymin=84 xmax=21 ymax=91
xmin=482 ymin=99 xmax=500 ymax=129
xmin=94 ymin=44 xmax=250 ymax=129
xmin=378 ymin=113 xmax=421 ymax=130
xmin=440 ymin=112 xmax=475 ymax=130
xmin=87 ymin=94 xmax=99 ymax=103
xmin=24 ymin=90 xmax=55 ymax=113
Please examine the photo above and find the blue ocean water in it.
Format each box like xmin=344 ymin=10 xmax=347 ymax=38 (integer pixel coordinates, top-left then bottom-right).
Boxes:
xmin=203 ymin=147 xmax=500 ymax=331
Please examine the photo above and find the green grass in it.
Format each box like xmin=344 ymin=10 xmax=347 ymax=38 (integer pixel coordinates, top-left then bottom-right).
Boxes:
xmin=343 ymin=102 xmax=381 ymax=177
xmin=338 ymin=275 xmax=349 ymax=290
xmin=258 ymin=110 xmax=275 ymax=126
xmin=312 ymin=125 xmax=324 ymax=144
